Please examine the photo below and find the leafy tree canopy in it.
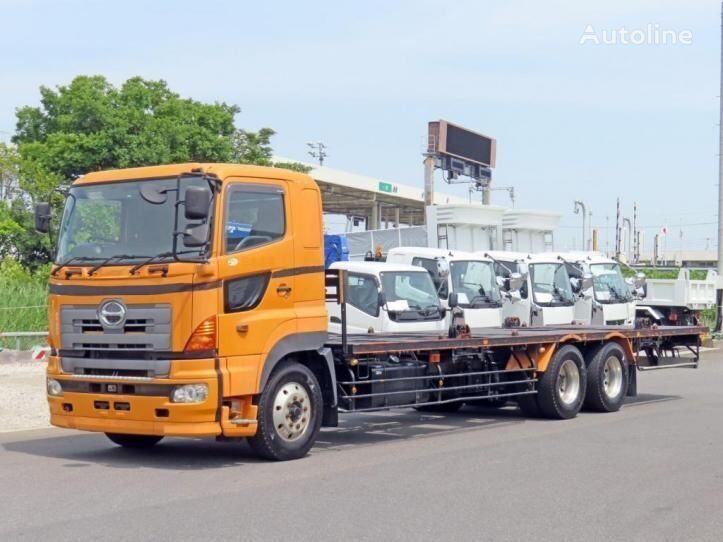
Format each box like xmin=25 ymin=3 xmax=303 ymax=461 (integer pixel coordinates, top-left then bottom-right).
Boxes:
xmin=14 ymin=75 xmax=239 ymax=183
xmin=4 ymin=75 xmax=310 ymax=269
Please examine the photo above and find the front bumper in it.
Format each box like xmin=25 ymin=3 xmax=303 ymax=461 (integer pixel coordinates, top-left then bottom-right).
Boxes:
xmin=46 ymin=356 xmax=257 ymax=438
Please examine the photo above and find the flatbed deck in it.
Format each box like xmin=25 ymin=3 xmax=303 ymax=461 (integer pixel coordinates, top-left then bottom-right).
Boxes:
xmin=327 ymin=325 xmax=706 ymax=355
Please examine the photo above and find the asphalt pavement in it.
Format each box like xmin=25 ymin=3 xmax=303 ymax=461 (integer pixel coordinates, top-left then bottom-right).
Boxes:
xmin=2 ymin=351 xmax=722 ymax=542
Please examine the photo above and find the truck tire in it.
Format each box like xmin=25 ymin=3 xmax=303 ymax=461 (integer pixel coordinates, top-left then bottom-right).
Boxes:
xmin=583 ymin=342 xmax=629 ymax=413
xmin=536 ymin=344 xmax=587 ymax=419
xmin=248 ymin=361 xmax=323 ymax=461
xmin=517 ymin=394 xmax=541 ymax=417
xmin=105 ymin=433 xmax=163 ymax=448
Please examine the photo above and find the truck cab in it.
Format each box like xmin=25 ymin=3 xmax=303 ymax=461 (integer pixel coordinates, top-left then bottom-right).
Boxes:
xmin=385 ymin=247 xmax=504 ymax=330
xmin=553 ymin=252 xmax=636 ymax=326
xmin=484 ymin=251 xmax=576 ymax=327
xmin=37 ymin=163 xmax=336 ymax=460
xmin=326 ymin=261 xmax=447 ymax=334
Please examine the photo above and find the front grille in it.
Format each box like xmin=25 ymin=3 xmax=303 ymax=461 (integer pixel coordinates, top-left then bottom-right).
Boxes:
xmin=79 ymin=318 xmax=151 ymax=333
xmin=78 ymin=343 xmax=152 ymax=351
xmin=60 ymin=304 xmax=171 ymax=352
xmin=82 ymin=368 xmax=151 ymax=378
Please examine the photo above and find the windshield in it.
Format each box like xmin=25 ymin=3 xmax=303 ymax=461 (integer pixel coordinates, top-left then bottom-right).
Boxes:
xmin=449 ymin=260 xmax=501 ymax=307
xmin=380 ymin=271 xmax=443 ymax=321
xmin=591 ymin=263 xmax=631 ymax=303
xmin=56 ymin=177 xmax=212 ymax=264
xmin=530 ymin=263 xmax=574 ymax=306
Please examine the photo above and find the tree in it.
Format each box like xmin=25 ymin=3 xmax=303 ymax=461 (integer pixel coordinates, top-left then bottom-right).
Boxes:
xmin=14 ymin=75 xmax=240 ymax=182
xmin=231 ymin=127 xmax=311 ymax=173
xmin=8 ymin=75 xmax=309 ymax=267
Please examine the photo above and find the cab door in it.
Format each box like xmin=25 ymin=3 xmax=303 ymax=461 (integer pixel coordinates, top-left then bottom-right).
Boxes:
xmin=217 ymin=180 xmax=295 ymax=395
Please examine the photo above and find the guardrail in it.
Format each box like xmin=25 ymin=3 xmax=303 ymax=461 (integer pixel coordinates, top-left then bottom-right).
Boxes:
xmin=0 ymin=331 xmax=49 ymax=351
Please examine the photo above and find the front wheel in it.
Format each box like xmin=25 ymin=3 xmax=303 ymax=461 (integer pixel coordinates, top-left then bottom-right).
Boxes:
xmin=536 ymin=344 xmax=587 ymax=420
xmin=105 ymin=433 xmax=163 ymax=448
xmin=248 ymin=361 xmax=323 ymax=461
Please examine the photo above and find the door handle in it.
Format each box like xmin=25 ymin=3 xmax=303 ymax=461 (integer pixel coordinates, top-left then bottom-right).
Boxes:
xmin=276 ymin=285 xmax=292 ymax=296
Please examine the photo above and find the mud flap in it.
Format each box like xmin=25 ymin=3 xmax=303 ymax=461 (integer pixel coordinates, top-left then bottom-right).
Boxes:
xmin=627 ymin=364 xmax=637 ymax=397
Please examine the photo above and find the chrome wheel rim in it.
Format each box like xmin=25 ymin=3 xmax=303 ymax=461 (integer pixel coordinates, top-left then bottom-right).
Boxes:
xmin=272 ymin=382 xmax=311 ymax=442
xmin=557 ymin=359 xmax=581 ymax=405
xmin=602 ymin=356 xmax=623 ymax=399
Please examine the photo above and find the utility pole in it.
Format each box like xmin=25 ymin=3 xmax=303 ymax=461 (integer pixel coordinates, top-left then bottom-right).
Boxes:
xmin=306 ymin=142 xmax=327 ymax=166
xmin=574 ymin=201 xmax=587 ymax=250
xmin=632 ymin=202 xmax=638 ymax=263
xmin=615 ymin=198 xmax=621 ymax=258
xmin=623 ymin=217 xmax=632 ymax=261
xmin=716 ymin=1 xmax=723 ymax=331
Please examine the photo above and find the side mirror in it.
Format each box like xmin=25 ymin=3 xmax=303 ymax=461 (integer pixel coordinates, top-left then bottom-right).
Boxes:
xmin=184 ymin=186 xmax=211 ymax=220
xmin=634 ymin=272 xmax=646 ymax=290
xmin=581 ymin=273 xmax=593 ymax=291
xmin=34 ymin=203 xmax=51 ymax=233
xmin=508 ymin=272 xmax=525 ymax=293
xmin=183 ymin=223 xmax=210 ymax=247
xmin=378 ymin=291 xmax=386 ymax=308
xmin=448 ymin=292 xmax=459 ymax=308
xmin=436 ymin=258 xmax=450 ymax=279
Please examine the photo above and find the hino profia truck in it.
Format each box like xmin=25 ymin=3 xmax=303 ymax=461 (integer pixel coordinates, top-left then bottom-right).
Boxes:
xmin=34 ymin=163 xmax=706 ymax=461
xmin=484 ymin=251 xmax=577 ymax=327
xmin=385 ymin=247 xmax=505 ymax=329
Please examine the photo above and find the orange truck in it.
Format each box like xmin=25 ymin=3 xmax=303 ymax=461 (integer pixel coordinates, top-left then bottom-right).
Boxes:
xmin=34 ymin=163 xmax=705 ymax=460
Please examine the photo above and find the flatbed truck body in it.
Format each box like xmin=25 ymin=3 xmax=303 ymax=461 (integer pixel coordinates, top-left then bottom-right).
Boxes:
xmin=35 ymin=163 xmax=707 ymax=461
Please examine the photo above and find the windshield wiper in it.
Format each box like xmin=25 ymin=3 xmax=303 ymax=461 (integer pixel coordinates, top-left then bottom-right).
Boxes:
xmin=87 ymin=254 xmax=143 ymax=276
xmin=129 ymin=251 xmax=174 ymax=275
xmin=51 ymin=256 xmax=101 ymax=277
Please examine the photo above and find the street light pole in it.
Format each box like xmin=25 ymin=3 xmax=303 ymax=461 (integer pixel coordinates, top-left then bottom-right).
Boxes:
xmin=716 ymin=1 xmax=723 ymax=331
xmin=574 ymin=200 xmax=587 ymax=251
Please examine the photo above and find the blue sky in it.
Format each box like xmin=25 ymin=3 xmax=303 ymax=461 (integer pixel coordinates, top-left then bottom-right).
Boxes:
xmin=0 ymin=0 xmax=720 ymax=250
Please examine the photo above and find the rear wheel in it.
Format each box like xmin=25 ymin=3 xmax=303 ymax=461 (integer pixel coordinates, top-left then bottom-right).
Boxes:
xmin=105 ymin=433 xmax=163 ymax=448
xmin=248 ymin=361 xmax=323 ymax=461
xmin=583 ymin=342 xmax=629 ymax=412
xmin=536 ymin=344 xmax=587 ymax=419
xmin=517 ymin=394 xmax=541 ymax=417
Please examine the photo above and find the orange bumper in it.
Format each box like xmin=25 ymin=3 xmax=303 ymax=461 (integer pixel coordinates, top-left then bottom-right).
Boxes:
xmin=46 ymin=357 xmax=258 ymax=438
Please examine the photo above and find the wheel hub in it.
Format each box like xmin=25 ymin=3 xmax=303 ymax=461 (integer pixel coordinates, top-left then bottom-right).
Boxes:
xmin=272 ymin=382 xmax=311 ymax=442
xmin=557 ymin=359 xmax=581 ymax=406
xmin=602 ymin=356 xmax=623 ymax=399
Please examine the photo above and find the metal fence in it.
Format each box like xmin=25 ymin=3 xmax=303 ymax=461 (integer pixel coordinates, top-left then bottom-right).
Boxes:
xmin=0 ymin=331 xmax=48 ymax=351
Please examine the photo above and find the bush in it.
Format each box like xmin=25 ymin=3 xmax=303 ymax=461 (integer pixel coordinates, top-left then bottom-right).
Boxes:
xmin=0 ymin=258 xmax=49 ymax=349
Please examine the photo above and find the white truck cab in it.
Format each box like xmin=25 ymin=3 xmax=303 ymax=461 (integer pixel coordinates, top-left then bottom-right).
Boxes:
xmin=327 ymin=261 xmax=447 ymax=334
xmin=484 ymin=251 xmax=576 ymax=327
xmin=386 ymin=247 xmax=504 ymax=330
xmin=553 ymin=252 xmax=637 ymax=326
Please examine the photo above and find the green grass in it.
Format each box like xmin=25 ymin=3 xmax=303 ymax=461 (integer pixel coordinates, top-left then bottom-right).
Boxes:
xmin=0 ymin=280 xmax=48 ymax=350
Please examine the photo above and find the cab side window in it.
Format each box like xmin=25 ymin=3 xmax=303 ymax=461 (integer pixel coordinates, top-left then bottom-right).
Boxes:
xmin=346 ymin=273 xmax=379 ymax=317
xmin=411 ymin=257 xmax=448 ymax=298
xmin=225 ymin=185 xmax=285 ymax=253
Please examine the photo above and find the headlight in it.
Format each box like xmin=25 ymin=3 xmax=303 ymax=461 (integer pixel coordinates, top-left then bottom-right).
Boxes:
xmin=170 ymin=384 xmax=208 ymax=404
xmin=47 ymin=378 xmax=63 ymax=397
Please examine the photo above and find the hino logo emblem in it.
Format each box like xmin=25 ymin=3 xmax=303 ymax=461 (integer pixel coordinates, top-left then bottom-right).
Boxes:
xmin=97 ymin=299 xmax=127 ymax=329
